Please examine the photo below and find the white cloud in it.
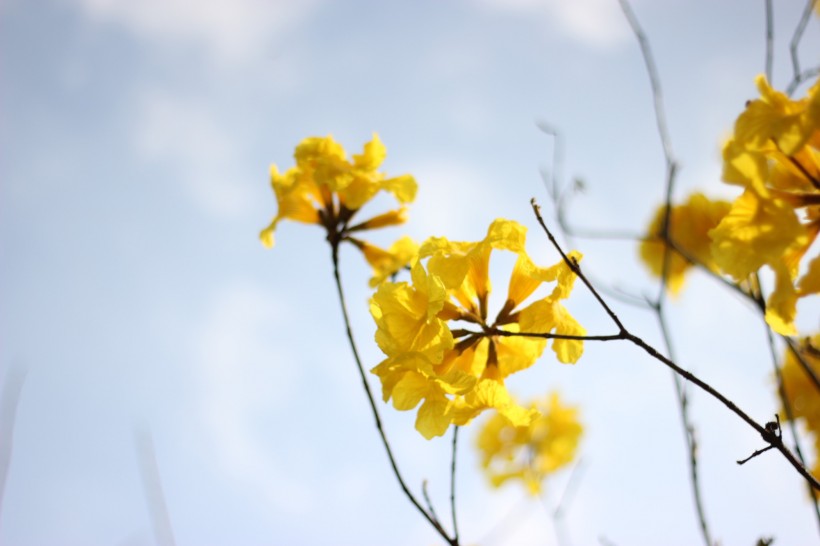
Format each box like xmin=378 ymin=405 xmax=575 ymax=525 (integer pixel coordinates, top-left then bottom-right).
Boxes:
xmin=193 ymin=282 xmax=311 ymax=513
xmin=133 ymin=88 xmax=253 ymax=217
xmin=475 ymin=0 xmax=630 ymax=47
xmin=71 ymin=0 xmax=321 ymax=63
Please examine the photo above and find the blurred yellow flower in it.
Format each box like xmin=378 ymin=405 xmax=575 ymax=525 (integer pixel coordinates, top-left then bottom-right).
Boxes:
xmin=259 ymin=134 xmax=418 ymax=277
xmin=639 ymin=193 xmax=731 ymax=294
xmin=349 ymin=235 xmax=420 ymax=287
xmin=370 ymin=219 xmax=585 ymax=439
xmin=711 ymin=76 xmax=820 ymax=334
xmin=781 ymin=334 xmax=820 ymax=480
xmin=476 ymin=392 xmax=582 ymax=495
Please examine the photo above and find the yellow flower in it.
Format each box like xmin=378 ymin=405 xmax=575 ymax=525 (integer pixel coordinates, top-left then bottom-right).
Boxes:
xmin=259 ymin=134 xmax=418 ymax=261
xmin=639 ymin=193 xmax=731 ymax=294
xmin=370 ymin=219 xmax=585 ymax=439
xmin=476 ymin=392 xmax=583 ymax=495
xmin=711 ymin=76 xmax=820 ymax=334
xmin=781 ymin=334 xmax=820 ymax=481
xmin=352 ymin=235 xmax=419 ymax=287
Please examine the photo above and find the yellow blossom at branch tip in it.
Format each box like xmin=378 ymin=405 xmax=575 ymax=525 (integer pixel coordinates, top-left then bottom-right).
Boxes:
xmin=370 ymin=219 xmax=585 ymax=438
xmin=259 ymin=134 xmax=419 ymax=282
xmin=712 ymin=75 xmax=820 ymax=334
xmin=476 ymin=392 xmax=582 ymax=494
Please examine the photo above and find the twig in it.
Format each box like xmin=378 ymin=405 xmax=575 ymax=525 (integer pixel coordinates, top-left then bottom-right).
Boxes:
xmin=758 ymin=284 xmax=820 ymax=531
xmin=529 ymin=198 xmax=820 ymax=491
xmin=330 ymin=243 xmax=457 ymax=545
xmin=616 ymin=0 xmax=713 ymax=538
xmin=450 ymin=426 xmax=460 ymax=544
xmin=422 ymin=480 xmax=443 ymax=528
xmin=787 ymin=0 xmax=818 ymax=94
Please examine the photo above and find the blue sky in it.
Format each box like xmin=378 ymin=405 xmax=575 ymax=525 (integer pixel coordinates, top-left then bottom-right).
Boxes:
xmin=2 ymin=0 xmax=819 ymax=544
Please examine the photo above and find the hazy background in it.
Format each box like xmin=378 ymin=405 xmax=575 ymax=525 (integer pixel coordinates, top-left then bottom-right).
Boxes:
xmin=2 ymin=0 xmax=819 ymax=544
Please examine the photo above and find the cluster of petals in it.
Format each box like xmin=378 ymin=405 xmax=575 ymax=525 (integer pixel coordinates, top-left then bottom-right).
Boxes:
xmin=259 ymin=134 xmax=418 ymax=284
xmin=781 ymin=334 xmax=820 ymax=480
xmin=711 ymin=76 xmax=820 ymax=334
xmin=639 ymin=192 xmax=731 ymax=294
xmin=369 ymin=219 xmax=585 ymax=439
xmin=476 ymin=392 xmax=582 ymax=494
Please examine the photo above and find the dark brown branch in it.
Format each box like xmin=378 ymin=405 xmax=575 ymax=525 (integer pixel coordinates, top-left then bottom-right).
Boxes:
xmin=761 ymin=316 xmax=820 ymax=531
xmin=529 ymin=199 xmax=820 ymax=491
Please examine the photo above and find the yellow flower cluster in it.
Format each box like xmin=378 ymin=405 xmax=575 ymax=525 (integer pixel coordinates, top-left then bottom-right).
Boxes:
xmin=370 ymin=219 xmax=585 ymax=439
xmin=639 ymin=193 xmax=731 ymax=294
xmin=711 ymin=76 xmax=820 ymax=334
xmin=781 ymin=334 xmax=820 ymax=480
xmin=259 ymin=134 xmax=419 ymax=284
xmin=476 ymin=392 xmax=582 ymax=494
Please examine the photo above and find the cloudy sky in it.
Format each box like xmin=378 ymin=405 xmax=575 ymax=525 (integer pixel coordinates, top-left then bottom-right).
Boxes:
xmin=2 ymin=0 xmax=819 ymax=545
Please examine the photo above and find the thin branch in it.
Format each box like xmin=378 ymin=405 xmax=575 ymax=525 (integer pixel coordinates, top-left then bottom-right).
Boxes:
xmin=761 ymin=317 xmax=820 ymax=531
xmin=330 ymin=243 xmax=457 ymax=545
xmin=450 ymin=426 xmax=460 ymax=544
xmin=616 ymin=0 xmax=713 ymax=539
xmin=617 ymin=0 xmax=674 ymax=162
xmin=788 ymin=0 xmax=818 ymax=93
xmin=765 ymin=0 xmax=774 ymax=83
xmin=529 ymin=199 xmax=820 ymax=491
xmin=422 ymin=481 xmax=443 ymax=529
xmin=551 ymin=458 xmax=586 ymax=546
xmin=787 ymin=66 xmax=820 ymax=96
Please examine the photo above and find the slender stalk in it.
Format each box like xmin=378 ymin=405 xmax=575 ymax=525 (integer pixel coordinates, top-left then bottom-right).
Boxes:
xmin=330 ymin=243 xmax=457 ymax=545
xmin=787 ymin=0 xmax=818 ymax=94
xmin=529 ymin=199 xmax=820 ymax=491
xmin=450 ymin=426 xmax=460 ymax=544
xmin=764 ymin=0 xmax=774 ymax=83
xmin=621 ymin=0 xmax=715 ymax=530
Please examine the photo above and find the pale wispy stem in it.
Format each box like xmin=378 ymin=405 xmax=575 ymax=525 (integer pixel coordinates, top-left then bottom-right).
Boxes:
xmin=764 ymin=0 xmax=774 ymax=82
xmin=134 ymin=428 xmax=176 ymax=546
xmin=616 ymin=1 xmax=713 ymax=542
xmin=450 ymin=426 xmax=460 ymax=544
xmin=787 ymin=0 xmax=818 ymax=95
xmin=551 ymin=458 xmax=586 ymax=546
xmin=330 ymin=244 xmax=458 ymax=545
xmin=0 ymin=366 xmax=26 ymax=523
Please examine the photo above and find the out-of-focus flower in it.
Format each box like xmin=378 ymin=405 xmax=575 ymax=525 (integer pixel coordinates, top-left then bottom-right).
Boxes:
xmin=476 ymin=392 xmax=582 ymax=494
xmin=370 ymin=219 xmax=585 ymax=439
xmin=351 ymin=235 xmax=419 ymax=287
xmin=639 ymin=193 xmax=731 ymax=294
xmin=781 ymin=334 xmax=820 ymax=480
xmin=259 ymin=134 xmax=418 ymax=282
xmin=710 ymin=76 xmax=820 ymax=334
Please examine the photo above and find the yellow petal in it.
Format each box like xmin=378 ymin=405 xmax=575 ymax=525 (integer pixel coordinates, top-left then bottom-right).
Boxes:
xmin=765 ymin=261 xmax=799 ymax=336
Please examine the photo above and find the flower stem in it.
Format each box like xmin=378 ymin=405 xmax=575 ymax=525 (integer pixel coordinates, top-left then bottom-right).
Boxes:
xmin=330 ymin=242 xmax=458 ymax=545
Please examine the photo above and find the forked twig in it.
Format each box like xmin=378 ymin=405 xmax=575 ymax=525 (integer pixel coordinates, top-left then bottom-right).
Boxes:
xmin=528 ymin=198 xmax=820 ymax=491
